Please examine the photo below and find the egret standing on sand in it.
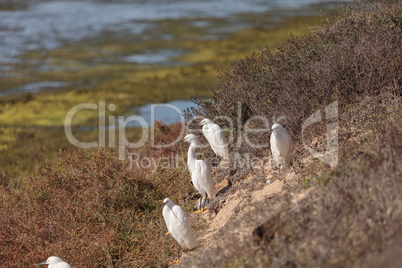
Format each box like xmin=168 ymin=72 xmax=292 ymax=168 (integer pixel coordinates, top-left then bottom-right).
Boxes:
xmin=160 ymin=198 xmax=200 ymax=264
xmin=36 ymin=256 xmax=72 ymax=268
xmin=265 ymin=123 xmax=292 ymax=169
xmin=191 ymin=119 xmax=229 ymax=161
xmin=177 ymin=134 xmax=216 ymax=213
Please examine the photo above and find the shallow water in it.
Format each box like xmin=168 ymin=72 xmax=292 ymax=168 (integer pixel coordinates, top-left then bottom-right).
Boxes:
xmin=0 ymin=81 xmax=70 ymax=97
xmin=0 ymin=0 xmax=348 ymax=65
xmin=126 ymin=99 xmax=197 ymax=127
xmin=124 ymin=49 xmax=184 ymax=65
xmin=0 ymin=0 xmax=350 ymax=125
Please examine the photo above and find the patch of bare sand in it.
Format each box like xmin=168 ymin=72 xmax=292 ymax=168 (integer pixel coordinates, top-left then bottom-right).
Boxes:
xmin=210 ymin=195 xmax=243 ymax=230
xmin=178 ymin=164 xmax=308 ymax=267
xmin=195 ymin=194 xmax=242 ymax=246
xmin=198 ymin=175 xmax=285 ymax=244
xmin=214 ymin=178 xmax=229 ymax=195
xmin=284 ymin=170 xmax=298 ymax=186
xmin=243 ymin=174 xmax=254 ymax=183
xmin=251 ymin=180 xmax=284 ymax=203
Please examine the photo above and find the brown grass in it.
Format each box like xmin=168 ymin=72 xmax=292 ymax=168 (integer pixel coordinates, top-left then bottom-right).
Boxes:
xmin=0 ymin=123 xmax=204 ymax=267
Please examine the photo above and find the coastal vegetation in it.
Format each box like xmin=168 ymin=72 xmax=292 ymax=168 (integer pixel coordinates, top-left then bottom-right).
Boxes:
xmin=1 ymin=14 xmax=324 ymax=182
xmin=0 ymin=1 xmax=401 ymax=267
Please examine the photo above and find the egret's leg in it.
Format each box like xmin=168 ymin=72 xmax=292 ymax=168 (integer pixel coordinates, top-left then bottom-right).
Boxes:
xmin=194 ymin=196 xmax=202 ymax=214
xmin=210 ymin=154 xmax=219 ymax=173
xmin=170 ymin=245 xmax=182 ymax=265
xmin=194 ymin=195 xmax=205 ymax=214
xmin=202 ymin=192 xmax=209 ymax=211
xmin=199 ymin=196 xmax=202 ymax=209
xmin=278 ymin=158 xmax=286 ymax=173
xmin=177 ymin=245 xmax=181 ymax=259
xmin=217 ymin=155 xmax=223 ymax=164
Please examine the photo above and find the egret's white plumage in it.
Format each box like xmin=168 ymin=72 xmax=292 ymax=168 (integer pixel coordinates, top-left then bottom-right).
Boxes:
xmin=266 ymin=123 xmax=292 ymax=169
xmin=36 ymin=256 xmax=72 ymax=268
xmin=179 ymin=134 xmax=216 ymax=211
xmin=195 ymin=119 xmax=229 ymax=160
xmin=161 ymin=198 xmax=199 ymax=262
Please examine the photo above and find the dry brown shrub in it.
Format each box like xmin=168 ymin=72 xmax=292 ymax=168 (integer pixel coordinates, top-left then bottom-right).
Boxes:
xmin=0 ymin=123 xmax=202 ymax=267
xmin=185 ymin=1 xmax=401 ymax=161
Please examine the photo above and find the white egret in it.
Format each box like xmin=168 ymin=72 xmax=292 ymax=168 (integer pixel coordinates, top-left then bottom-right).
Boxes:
xmin=177 ymin=134 xmax=216 ymax=213
xmin=191 ymin=119 xmax=229 ymax=162
xmin=265 ymin=123 xmax=292 ymax=169
xmin=160 ymin=198 xmax=200 ymax=264
xmin=36 ymin=256 xmax=72 ymax=268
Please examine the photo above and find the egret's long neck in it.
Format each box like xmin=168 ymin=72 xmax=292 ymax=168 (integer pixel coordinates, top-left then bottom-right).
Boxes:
xmin=187 ymin=143 xmax=197 ymax=174
xmin=203 ymin=123 xmax=211 ymax=132
xmin=274 ymin=129 xmax=282 ymax=138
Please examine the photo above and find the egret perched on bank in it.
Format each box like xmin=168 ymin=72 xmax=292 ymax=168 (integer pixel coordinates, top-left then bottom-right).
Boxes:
xmin=36 ymin=256 xmax=72 ymax=268
xmin=191 ymin=118 xmax=229 ymax=162
xmin=177 ymin=134 xmax=216 ymax=213
xmin=265 ymin=123 xmax=292 ymax=169
xmin=160 ymin=198 xmax=200 ymax=264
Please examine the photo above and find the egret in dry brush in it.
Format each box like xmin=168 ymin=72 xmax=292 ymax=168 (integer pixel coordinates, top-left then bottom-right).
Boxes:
xmin=160 ymin=198 xmax=200 ymax=264
xmin=265 ymin=123 xmax=292 ymax=169
xmin=177 ymin=134 xmax=216 ymax=213
xmin=191 ymin=118 xmax=230 ymax=162
xmin=36 ymin=256 xmax=72 ymax=268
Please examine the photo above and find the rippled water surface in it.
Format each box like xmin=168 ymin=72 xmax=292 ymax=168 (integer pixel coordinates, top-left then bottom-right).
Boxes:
xmin=0 ymin=0 xmax=347 ymax=64
xmin=127 ymin=99 xmax=197 ymax=127
xmin=0 ymin=0 xmax=350 ymax=122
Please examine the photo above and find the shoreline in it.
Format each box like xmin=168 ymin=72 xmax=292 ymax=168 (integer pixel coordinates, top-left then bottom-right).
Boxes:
xmin=0 ymin=13 xmax=334 ymax=181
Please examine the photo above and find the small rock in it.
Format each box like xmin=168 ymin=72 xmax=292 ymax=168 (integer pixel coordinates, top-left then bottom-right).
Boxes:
xmin=266 ymin=179 xmax=272 ymax=184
